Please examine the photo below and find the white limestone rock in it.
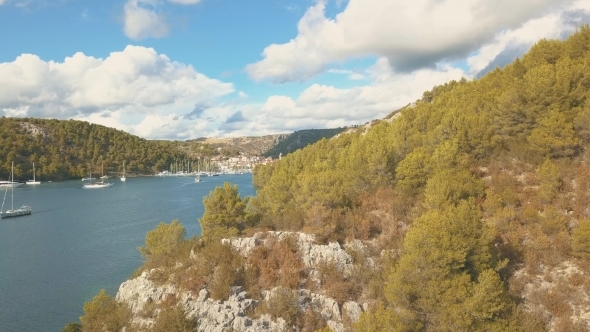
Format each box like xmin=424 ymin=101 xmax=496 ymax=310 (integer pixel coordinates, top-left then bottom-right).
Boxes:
xmin=116 ymin=232 xmax=368 ymax=332
xmin=343 ymin=301 xmax=362 ymax=322
xmin=116 ymin=270 xmax=177 ymax=316
xmin=226 ymin=231 xmax=355 ymax=275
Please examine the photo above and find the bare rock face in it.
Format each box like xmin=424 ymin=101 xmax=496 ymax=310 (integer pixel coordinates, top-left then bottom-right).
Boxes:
xmin=117 ymin=274 xmax=289 ymax=331
xmin=116 ymin=232 xmax=367 ymax=331
xmin=181 ymin=287 xmax=288 ymax=332
xmin=20 ymin=122 xmax=49 ymax=139
xmin=342 ymin=301 xmax=363 ymax=322
xmin=116 ymin=270 xmax=177 ymax=313
xmin=224 ymin=231 xmax=355 ymax=275
xmin=116 ymin=270 xmax=178 ymax=327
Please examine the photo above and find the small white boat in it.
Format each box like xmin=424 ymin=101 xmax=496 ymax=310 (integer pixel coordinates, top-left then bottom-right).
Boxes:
xmin=2 ymin=205 xmax=32 ymax=218
xmin=195 ymin=175 xmax=201 ymax=182
xmin=121 ymin=161 xmax=126 ymax=182
xmin=0 ymin=181 xmax=24 ymax=188
xmin=99 ymin=158 xmax=109 ymax=179
xmin=82 ymin=162 xmax=113 ymax=189
xmin=26 ymin=162 xmax=40 ymax=185
xmin=1 ymin=162 xmax=32 ymax=219
xmin=83 ymin=182 xmax=114 ymax=189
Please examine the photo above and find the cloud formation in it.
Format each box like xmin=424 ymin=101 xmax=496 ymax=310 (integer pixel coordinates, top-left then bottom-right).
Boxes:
xmin=4 ymin=1 xmax=590 ymax=140
xmin=0 ymin=46 xmax=234 ymax=138
xmin=124 ymin=0 xmax=170 ymax=40
xmin=240 ymin=58 xmax=467 ymax=135
xmin=246 ymin=0 xmax=574 ymax=83
xmin=123 ymin=0 xmax=202 ymax=40
xmin=468 ymin=0 xmax=590 ymax=76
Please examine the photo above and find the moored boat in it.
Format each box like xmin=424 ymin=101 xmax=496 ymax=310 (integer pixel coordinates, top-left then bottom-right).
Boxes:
xmin=1 ymin=162 xmax=32 ymax=219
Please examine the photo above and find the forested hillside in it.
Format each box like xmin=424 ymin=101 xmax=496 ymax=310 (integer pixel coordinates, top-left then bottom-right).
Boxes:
xmin=263 ymin=128 xmax=347 ymax=158
xmin=70 ymin=27 xmax=590 ymax=332
xmin=0 ymin=118 xmax=188 ymax=180
xmin=250 ymin=26 xmax=590 ymax=330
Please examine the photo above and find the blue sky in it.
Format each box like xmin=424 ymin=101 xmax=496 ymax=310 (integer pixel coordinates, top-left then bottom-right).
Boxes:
xmin=0 ymin=0 xmax=589 ymax=139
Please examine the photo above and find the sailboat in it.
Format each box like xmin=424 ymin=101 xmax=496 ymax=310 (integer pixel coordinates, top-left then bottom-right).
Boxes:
xmin=194 ymin=160 xmax=201 ymax=182
xmin=121 ymin=161 xmax=126 ymax=182
xmin=81 ymin=166 xmax=94 ymax=182
xmin=0 ymin=164 xmax=24 ymax=188
xmin=1 ymin=162 xmax=32 ymax=218
xmin=26 ymin=162 xmax=41 ymax=185
xmin=100 ymin=157 xmax=109 ymax=179
xmin=83 ymin=161 xmax=113 ymax=189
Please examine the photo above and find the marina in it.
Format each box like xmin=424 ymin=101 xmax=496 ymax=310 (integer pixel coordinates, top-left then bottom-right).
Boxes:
xmin=0 ymin=174 xmax=254 ymax=332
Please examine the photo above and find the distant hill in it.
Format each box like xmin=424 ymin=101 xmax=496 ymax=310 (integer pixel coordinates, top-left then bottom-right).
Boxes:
xmin=187 ymin=134 xmax=290 ymax=156
xmin=263 ymin=128 xmax=347 ymax=158
xmin=0 ymin=118 xmax=189 ymax=181
xmin=0 ymin=117 xmax=348 ymax=180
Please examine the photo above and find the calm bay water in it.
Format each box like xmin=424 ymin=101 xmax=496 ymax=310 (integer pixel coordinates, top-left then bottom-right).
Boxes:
xmin=0 ymin=174 xmax=255 ymax=332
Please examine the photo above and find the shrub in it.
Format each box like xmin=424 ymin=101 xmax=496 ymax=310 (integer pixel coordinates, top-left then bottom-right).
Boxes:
xmin=262 ymin=287 xmax=300 ymax=326
xmin=151 ymin=304 xmax=197 ymax=332
xmin=246 ymin=235 xmax=304 ymax=292
xmin=572 ymin=219 xmax=590 ymax=258
xmin=80 ymin=289 xmax=130 ymax=332
xmin=139 ymin=219 xmax=187 ymax=268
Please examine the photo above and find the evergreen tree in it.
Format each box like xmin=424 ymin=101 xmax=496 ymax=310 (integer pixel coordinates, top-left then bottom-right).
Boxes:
xmin=385 ymin=200 xmax=511 ymax=331
xmin=80 ymin=289 xmax=130 ymax=332
xmin=199 ymin=182 xmax=248 ymax=240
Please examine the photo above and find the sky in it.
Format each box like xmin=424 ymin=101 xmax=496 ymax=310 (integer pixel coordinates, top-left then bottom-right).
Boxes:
xmin=1 ymin=0 xmax=589 ymax=140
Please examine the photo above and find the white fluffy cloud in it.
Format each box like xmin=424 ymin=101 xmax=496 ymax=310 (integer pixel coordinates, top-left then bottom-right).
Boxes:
xmin=246 ymin=0 xmax=574 ymax=83
xmin=0 ymin=46 xmax=235 ymax=139
xmin=248 ymin=58 xmax=466 ymax=133
xmin=468 ymin=0 xmax=590 ymax=75
xmin=123 ymin=0 xmax=202 ymax=40
xmin=124 ymin=0 xmax=170 ymax=40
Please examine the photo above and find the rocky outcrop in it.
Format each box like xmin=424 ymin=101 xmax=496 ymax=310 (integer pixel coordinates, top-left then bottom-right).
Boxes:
xmin=117 ymin=232 xmax=368 ymax=331
xmin=20 ymin=122 xmax=49 ymax=139
xmin=222 ymin=231 xmax=355 ymax=275
xmin=116 ymin=271 xmax=363 ymax=332
xmin=117 ymin=272 xmax=289 ymax=331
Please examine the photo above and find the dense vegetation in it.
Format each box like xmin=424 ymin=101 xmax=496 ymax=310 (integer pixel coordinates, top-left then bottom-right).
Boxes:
xmin=264 ymin=128 xmax=347 ymax=159
xmin=0 ymin=118 xmax=192 ymax=180
xmin=0 ymin=118 xmax=277 ymax=181
xmin=70 ymin=27 xmax=590 ymax=331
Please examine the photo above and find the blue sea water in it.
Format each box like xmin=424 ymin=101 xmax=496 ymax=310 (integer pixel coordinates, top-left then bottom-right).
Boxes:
xmin=0 ymin=174 xmax=255 ymax=332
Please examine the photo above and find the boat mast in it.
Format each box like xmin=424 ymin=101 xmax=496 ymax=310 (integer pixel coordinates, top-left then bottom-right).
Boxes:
xmin=11 ymin=161 xmax=14 ymax=211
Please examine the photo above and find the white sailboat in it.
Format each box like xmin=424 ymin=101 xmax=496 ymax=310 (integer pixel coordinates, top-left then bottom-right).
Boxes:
xmin=1 ymin=162 xmax=32 ymax=218
xmin=121 ymin=161 xmax=126 ymax=182
xmin=83 ymin=161 xmax=113 ymax=189
xmin=0 ymin=164 xmax=24 ymax=188
xmin=195 ymin=162 xmax=201 ymax=182
xmin=0 ymin=180 xmax=24 ymax=188
xmin=100 ymin=157 xmax=109 ymax=179
xmin=81 ymin=166 xmax=94 ymax=182
xmin=26 ymin=162 xmax=41 ymax=185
